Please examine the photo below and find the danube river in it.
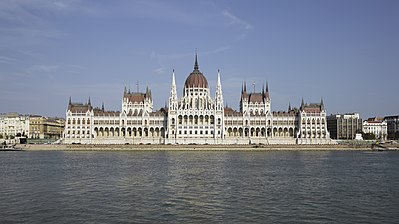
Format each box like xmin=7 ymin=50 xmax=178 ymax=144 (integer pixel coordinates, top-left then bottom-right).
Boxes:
xmin=1 ymin=150 xmax=398 ymax=223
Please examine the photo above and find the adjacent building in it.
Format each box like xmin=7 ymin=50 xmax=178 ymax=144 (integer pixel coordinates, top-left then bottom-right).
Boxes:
xmin=29 ymin=115 xmax=65 ymax=139
xmin=363 ymin=117 xmax=387 ymax=140
xmin=384 ymin=115 xmax=399 ymax=140
xmin=0 ymin=113 xmax=29 ymax=139
xmin=64 ymin=54 xmax=333 ymax=145
xmin=327 ymin=113 xmax=362 ymax=139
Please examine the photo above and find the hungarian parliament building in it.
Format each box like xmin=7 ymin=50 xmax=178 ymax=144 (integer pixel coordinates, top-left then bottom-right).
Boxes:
xmin=64 ymin=55 xmax=332 ymax=145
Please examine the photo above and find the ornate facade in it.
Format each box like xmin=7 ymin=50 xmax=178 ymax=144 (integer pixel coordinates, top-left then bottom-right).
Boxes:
xmin=63 ymin=55 xmax=332 ymax=144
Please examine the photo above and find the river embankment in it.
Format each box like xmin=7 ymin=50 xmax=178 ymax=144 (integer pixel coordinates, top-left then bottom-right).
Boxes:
xmin=18 ymin=143 xmax=399 ymax=151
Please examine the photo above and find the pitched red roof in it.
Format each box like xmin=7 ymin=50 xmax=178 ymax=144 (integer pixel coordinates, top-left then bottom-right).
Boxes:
xmin=68 ymin=104 xmax=92 ymax=113
xmin=224 ymin=107 xmax=242 ymax=116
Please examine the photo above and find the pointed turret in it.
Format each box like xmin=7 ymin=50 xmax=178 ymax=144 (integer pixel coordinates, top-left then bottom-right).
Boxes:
xmin=288 ymin=102 xmax=291 ymax=111
xmin=101 ymin=102 xmax=105 ymax=111
xmin=88 ymin=97 xmax=91 ymax=106
xmin=320 ymin=97 xmax=324 ymax=110
xmin=68 ymin=96 xmax=72 ymax=105
xmin=301 ymin=97 xmax=305 ymax=109
xmin=124 ymin=86 xmax=127 ymax=96
xmin=265 ymin=81 xmax=270 ymax=99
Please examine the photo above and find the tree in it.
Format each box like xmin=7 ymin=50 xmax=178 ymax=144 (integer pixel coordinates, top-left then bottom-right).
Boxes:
xmin=362 ymin=132 xmax=376 ymax=140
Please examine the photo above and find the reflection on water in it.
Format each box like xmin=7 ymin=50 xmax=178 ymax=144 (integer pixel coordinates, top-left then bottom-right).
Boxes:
xmin=1 ymin=150 xmax=399 ymax=223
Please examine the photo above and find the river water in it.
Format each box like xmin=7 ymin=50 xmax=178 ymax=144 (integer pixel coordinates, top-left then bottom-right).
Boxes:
xmin=1 ymin=150 xmax=398 ymax=223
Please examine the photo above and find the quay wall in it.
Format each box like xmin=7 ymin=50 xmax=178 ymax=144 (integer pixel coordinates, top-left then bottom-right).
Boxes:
xmin=18 ymin=143 xmax=399 ymax=151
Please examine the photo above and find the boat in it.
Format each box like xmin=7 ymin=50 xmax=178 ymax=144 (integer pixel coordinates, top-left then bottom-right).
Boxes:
xmin=0 ymin=144 xmax=24 ymax=151
xmin=371 ymin=143 xmax=398 ymax=151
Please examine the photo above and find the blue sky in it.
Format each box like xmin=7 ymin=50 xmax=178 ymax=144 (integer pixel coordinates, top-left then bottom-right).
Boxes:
xmin=0 ymin=0 xmax=398 ymax=119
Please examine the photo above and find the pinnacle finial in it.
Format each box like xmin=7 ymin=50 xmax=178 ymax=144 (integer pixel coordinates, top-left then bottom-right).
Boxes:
xmin=266 ymin=81 xmax=269 ymax=92
xmin=69 ymin=96 xmax=72 ymax=105
xmin=88 ymin=96 xmax=91 ymax=105
xmin=288 ymin=102 xmax=291 ymax=111
xmin=102 ymin=102 xmax=105 ymax=111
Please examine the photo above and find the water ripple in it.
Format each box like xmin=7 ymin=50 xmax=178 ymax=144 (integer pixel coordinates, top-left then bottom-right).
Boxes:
xmin=1 ymin=151 xmax=399 ymax=223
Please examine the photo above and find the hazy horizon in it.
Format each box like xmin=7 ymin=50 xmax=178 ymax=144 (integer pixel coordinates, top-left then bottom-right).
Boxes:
xmin=1 ymin=0 xmax=398 ymax=119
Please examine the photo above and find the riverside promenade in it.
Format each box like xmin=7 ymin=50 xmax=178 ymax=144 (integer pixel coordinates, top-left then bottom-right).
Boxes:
xmin=18 ymin=143 xmax=399 ymax=151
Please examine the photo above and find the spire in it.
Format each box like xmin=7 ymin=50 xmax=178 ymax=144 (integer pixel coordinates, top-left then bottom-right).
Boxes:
xmin=265 ymin=81 xmax=270 ymax=99
xmin=194 ymin=49 xmax=199 ymax=70
xmin=172 ymin=69 xmax=176 ymax=86
xmin=320 ymin=97 xmax=324 ymax=110
xmin=288 ymin=102 xmax=291 ymax=111
xmin=88 ymin=97 xmax=91 ymax=106
xmin=262 ymin=83 xmax=265 ymax=95
xmin=215 ymin=69 xmax=223 ymax=110
xmin=301 ymin=97 xmax=304 ymax=108
xmin=217 ymin=69 xmax=221 ymax=86
xmin=68 ymin=96 xmax=72 ymax=105
xmin=101 ymin=102 xmax=105 ymax=111
xmin=124 ymin=86 xmax=127 ymax=96
xmin=244 ymin=81 xmax=247 ymax=92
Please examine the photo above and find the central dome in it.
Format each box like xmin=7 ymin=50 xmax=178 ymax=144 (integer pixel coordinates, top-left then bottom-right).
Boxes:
xmin=185 ymin=70 xmax=208 ymax=88
xmin=184 ymin=54 xmax=208 ymax=88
